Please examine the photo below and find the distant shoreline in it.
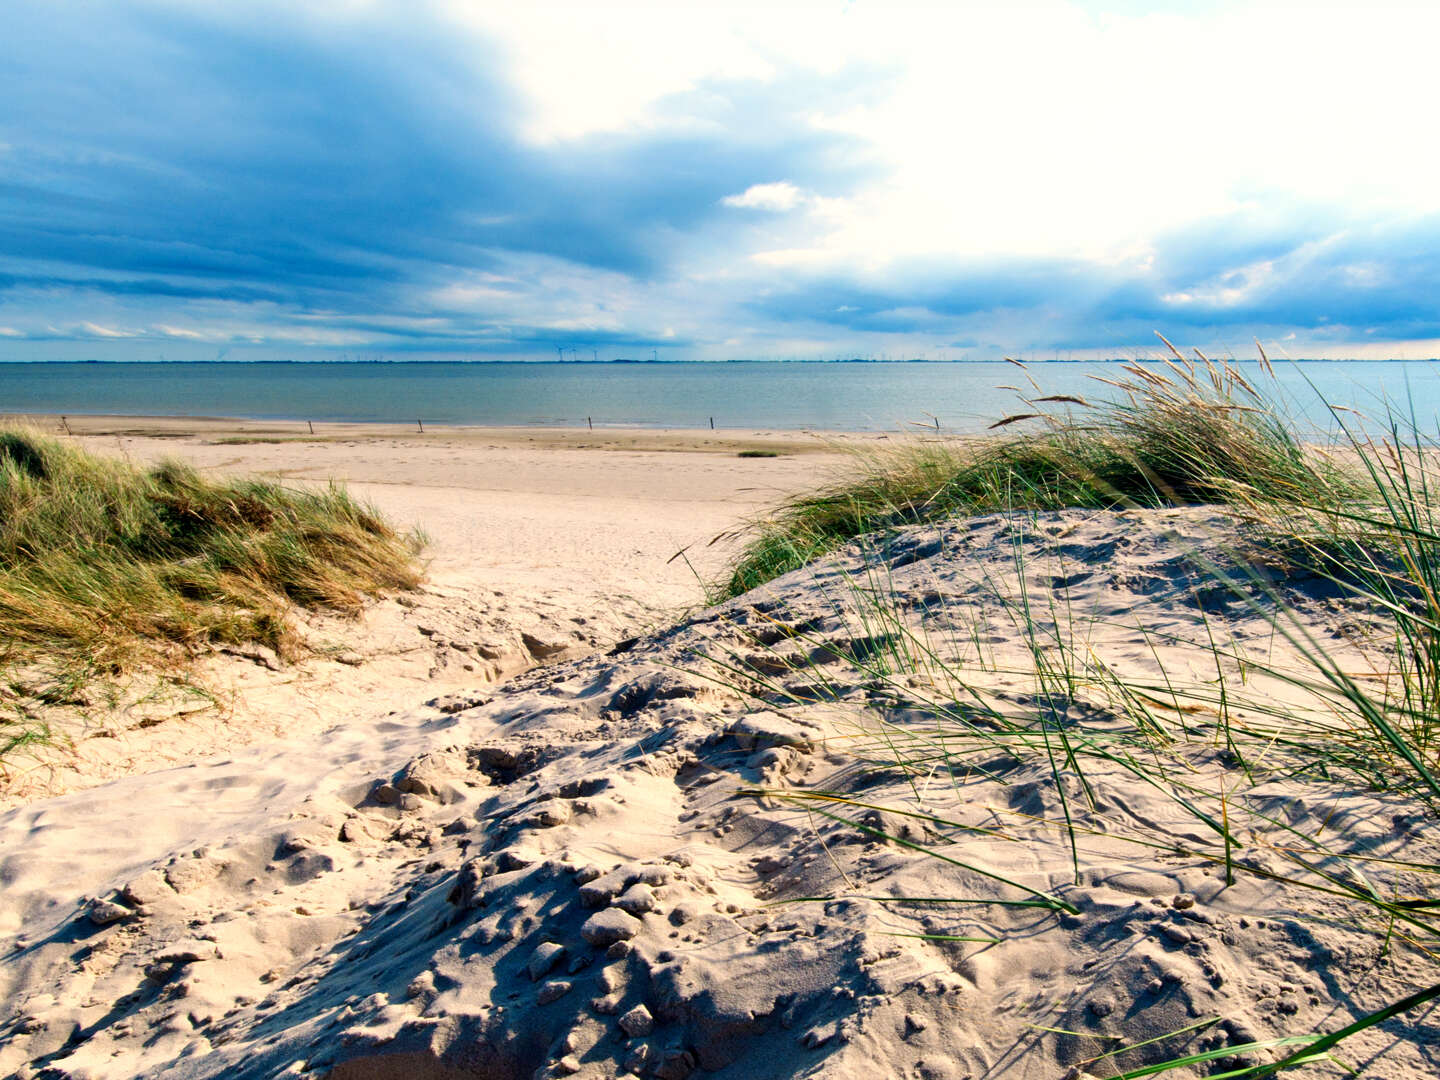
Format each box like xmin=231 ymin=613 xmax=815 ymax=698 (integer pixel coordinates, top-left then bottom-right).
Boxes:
xmin=0 ymin=412 xmax=881 ymax=453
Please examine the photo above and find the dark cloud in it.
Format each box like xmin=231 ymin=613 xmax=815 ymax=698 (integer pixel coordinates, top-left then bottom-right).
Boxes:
xmin=0 ymin=0 xmax=868 ymax=346
xmin=741 ymin=209 xmax=1440 ymax=350
xmin=0 ymin=271 xmax=286 ymax=304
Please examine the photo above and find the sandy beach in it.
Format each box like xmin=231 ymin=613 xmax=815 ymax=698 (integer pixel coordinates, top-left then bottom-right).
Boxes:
xmin=0 ymin=415 xmax=871 ymax=806
xmin=1 ymin=415 xmax=1437 ymax=1080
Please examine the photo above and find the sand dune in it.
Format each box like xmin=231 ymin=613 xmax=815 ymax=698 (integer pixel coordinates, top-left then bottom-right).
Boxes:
xmin=3 ymin=498 xmax=1435 ymax=1078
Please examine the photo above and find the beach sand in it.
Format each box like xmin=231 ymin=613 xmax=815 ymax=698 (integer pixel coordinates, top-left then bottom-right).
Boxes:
xmin=1 ymin=418 xmax=1435 ymax=1080
xmin=0 ymin=416 xmax=872 ymax=807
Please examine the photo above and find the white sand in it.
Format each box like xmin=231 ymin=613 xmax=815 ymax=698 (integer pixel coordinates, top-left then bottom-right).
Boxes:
xmin=1 ymin=425 xmax=1436 ymax=1079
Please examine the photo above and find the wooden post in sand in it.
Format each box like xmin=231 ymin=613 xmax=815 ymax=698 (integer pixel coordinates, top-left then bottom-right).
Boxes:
xmin=417 ymin=418 xmax=425 ymax=433
xmin=60 ymin=415 xmax=71 ymax=435
xmin=587 ymin=416 xmax=593 ymax=430
xmin=307 ymin=420 xmax=314 ymax=435
xmin=709 ymin=416 xmax=714 ymax=430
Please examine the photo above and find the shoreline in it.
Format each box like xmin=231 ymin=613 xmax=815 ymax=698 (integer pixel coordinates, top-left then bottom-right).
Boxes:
xmin=1 ymin=412 xmax=909 ymax=454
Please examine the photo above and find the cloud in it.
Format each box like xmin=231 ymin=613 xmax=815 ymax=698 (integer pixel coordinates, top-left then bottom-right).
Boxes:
xmin=722 ymin=182 xmax=804 ymax=212
xmin=740 ymin=206 xmax=1440 ymax=352
xmin=3 ymin=1 xmax=1440 ymax=361
xmin=79 ymin=322 xmax=138 ymax=338
xmin=0 ymin=1 xmax=881 ymax=358
xmin=154 ymin=324 xmax=206 ymax=339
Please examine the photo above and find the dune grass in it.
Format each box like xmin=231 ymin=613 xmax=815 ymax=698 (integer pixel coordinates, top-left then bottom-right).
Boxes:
xmin=716 ymin=349 xmax=1362 ymax=599
xmin=700 ymin=350 xmax=1440 ymax=1076
xmin=0 ymin=428 xmax=422 ymax=747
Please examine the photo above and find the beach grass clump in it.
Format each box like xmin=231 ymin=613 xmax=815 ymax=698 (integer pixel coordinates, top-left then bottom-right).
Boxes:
xmin=1242 ymin=418 xmax=1440 ymax=800
xmin=717 ymin=352 xmax=1362 ymax=599
xmin=0 ymin=427 xmax=422 ymax=686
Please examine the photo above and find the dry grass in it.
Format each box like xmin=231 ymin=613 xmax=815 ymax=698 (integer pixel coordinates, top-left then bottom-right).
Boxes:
xmin=0 ymin=428 xmax=423 ymax=750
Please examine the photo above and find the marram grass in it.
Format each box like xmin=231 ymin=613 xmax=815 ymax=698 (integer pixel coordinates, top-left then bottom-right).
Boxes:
xmin=702 ymin=514 xmax=1440 ymax=1078
xmin=0 ymin=427 xmax=422 ymax=702
xmin=716 ymin=353 xmax=1362 ymax=599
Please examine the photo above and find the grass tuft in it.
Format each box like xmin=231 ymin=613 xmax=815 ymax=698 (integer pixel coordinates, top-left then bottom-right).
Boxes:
xmin=717 ymin=357 xmax=1361 ymax=599
xmin=0 ymin=427 xmax=423 ymax=709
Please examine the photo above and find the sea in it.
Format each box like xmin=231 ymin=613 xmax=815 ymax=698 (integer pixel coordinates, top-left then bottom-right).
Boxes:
xmin=3 ymin=360 xmax=1440 ymax=436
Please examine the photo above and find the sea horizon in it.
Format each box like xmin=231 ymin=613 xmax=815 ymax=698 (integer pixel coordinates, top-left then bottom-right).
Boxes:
xmin=5 ymin=357 xmax=1440 ymax=434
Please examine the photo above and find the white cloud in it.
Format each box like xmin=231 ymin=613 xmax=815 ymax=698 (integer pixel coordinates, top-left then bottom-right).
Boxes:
xmin=721 ymin=182 xmax=803 ymax=212
xmin=747 ymin=247 xmax=840 ymax=270
xmin=533 ymin=315 xmax=625 ymax=333
xmin=451 ymin=0 xmax=1440 ymax=269
xmin=79 ymin=322 xmax=137 ymax=338
xmin=1161 ymin=258 xmax=1278 ymax=309
xmin=154 ymin=324 xmax=206 ymax=339
xmin=1342 ymin=263 xmax=1383 ymax=287
xmin=428 ymin=282 xmax=520 ymax=311
xmin=443 ymin=0 xmax=779 ymax=142
xmin=0 ymin=326 xmax=22 ymax=337
xmin=263 ymin=326 xmax=375 ymax=346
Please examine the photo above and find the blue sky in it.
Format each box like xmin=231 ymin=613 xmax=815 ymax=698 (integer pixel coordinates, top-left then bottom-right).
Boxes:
xmin=2 ymin=0 xmax=1436 ymax=361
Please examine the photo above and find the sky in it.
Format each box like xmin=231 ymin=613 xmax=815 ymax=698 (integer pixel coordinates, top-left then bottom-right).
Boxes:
xmin=2 ymin=0 xmax=1438 ymax=362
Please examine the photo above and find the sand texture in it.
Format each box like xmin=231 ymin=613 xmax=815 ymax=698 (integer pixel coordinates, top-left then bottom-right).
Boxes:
xmin=3 ymin=506 xmax=1435 ymax=1079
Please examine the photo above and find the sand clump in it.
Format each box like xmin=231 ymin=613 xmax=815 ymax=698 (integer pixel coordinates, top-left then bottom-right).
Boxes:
xmin=2 ymin=507 xmax=1436 ymax=1078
